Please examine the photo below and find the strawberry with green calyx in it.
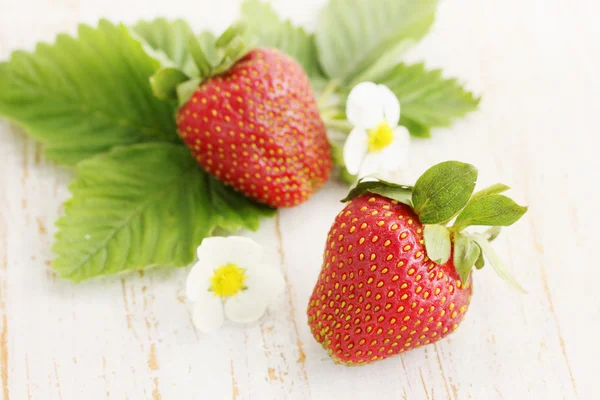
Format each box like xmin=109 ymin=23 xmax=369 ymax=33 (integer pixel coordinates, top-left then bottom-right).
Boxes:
xmin=150 ymin=22 xmax=332 ymax=208
xmin=307 ymin=161 xmax=527 ymax=365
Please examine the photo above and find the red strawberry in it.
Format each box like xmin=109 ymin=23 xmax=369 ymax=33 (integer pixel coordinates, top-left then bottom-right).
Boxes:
xmin=307 ymin=162 xmax=527 ymax=365
xmin=308 ymin=194 xmax=472 ymax=364
xmin=177 ymin=47 xmax=332 ymax=208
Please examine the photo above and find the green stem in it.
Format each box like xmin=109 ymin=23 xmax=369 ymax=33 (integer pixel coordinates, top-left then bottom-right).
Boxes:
xmin=324 ymin=118 xmax=353 ymax=133
xmin=319 ymin=104 xmax=341 ymax=116
xmin=317 ymin=80 xmax=340 ymax=108
xmin=450 ymin=221 xmax=467 ymax=232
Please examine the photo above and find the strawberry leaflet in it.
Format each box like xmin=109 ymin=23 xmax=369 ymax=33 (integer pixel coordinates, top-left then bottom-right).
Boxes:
xmin=0 ymin=20 xmax=178 ymax=165
xmin=54 ymin=144 xmax=274 ymax=282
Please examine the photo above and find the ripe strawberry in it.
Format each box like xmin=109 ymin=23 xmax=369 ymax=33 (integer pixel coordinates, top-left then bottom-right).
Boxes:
xmin=177 ymin=47 xmax=332 ymax=208
xmin=307 ymin=162 xmax=527 ymax=365
xmin=308 ymin=194 xmax=472 ymax=364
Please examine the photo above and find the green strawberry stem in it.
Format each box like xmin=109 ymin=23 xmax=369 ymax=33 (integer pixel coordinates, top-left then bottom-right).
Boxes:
xmin=317 ymin=80 xmax=340 ymax=109
xmin=150 ymin=22 xmax=252 ymax=104
xmin=343 ymin=161 xmax=528 ymax=291
xmin=323 ymin=118 xmax=353 ymax=133
xmin=318 ymin=90 xmax=351 ymax=134
xmin=318 ymin=104 xmax=341 ymax=117
xmin=317 ymin=80 xmax=354 ymax=135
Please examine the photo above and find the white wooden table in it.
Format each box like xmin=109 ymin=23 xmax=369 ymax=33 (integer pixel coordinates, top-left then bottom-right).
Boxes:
xmin=1 ymin=0 xmax=598 ymax=398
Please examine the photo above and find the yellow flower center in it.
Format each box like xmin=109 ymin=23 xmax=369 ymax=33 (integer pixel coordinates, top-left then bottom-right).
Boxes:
xmin=209 ymin=263 xmax=247 ymax=297
xmin=367 ymin=122 xmax=394 ymax=152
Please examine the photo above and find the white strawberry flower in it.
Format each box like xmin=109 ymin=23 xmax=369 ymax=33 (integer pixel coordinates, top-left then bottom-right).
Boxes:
xmin=343 ymin=82 xmax=411 ymax=178
xmin=186 ymin=236 xmax=285 ymax=333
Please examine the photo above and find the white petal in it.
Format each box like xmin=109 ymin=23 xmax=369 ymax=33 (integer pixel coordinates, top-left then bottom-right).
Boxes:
xmin=358 ymin=153 xmax=383 ymax=178
xmin=223 ymin=286 xmax=267 ymax=324
xmin=378 ymin=84 xmax=401 ymax=127
xmin=195 ymin=237 xmax=229 ymax=266
xmin=249 ymin=264 xmax=286 ymax=304
xmin=393 ymin=125 xmax=411 ymax=145
xmin=186 ymin=261 xmax=214 ymax=302
xmin=343 ymin=128 xmax=369 ymax=175
xmin=379 ymin=126 xmax=411 ymax=169
xmin=346 ymin=82 xmax=384 ymax=129
xmin=197 ymin=236 xmax=264 ymax=269
xmin=223 ymin=292 xmax=267 ymax=324
xmin=192 ymin=293 xmax=224 ymax=333
xmin=223 ymin=264 xmax=285 ymax=324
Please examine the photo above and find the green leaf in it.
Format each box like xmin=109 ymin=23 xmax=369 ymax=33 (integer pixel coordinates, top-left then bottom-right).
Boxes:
xmin=216 ymin=21 xmax=247 ymax=48
xmin=471 ymin=234 xmax=527 ymax=293
xmin=412 ymin=161 xmax=478 ymax=224
xmin=346 ymin=39 xmax=415 ymax=86
xmin=484 ymin=226 xmax=502 ymax=242
xmin=453 ymin=194 xmax=528 ymax=231
xmin=399 ymin=116 xmax=431 ymax=138
xmin=53 ymin=143 xmax=274 ymax=282
xmin=423 ymin=225 xmax=451 ymax=264
xmin=470 ymin=183 xmax=510 ymax=202
xmin=375 ymin=62 xmax=480 ymax=129
xmin=342 ymin=178 xmax=413 ymax=204
xmin=241 ymin=0 xmax=326 ymax=88
xmin=176 ymin=78 xmax=202 ymax=107
xmin=453 ymin=234 xmax=480 ymax=283
xmin=189 ymin=32 xmax=218 ymax=77
xmin=475 ymin=251 xmax=485 ymax=269
xmin=315 ymin=0 xmax=437 ymax=83
xmin=369 ymin=187 xmax=413 ymax=206
xmin=150 ymin=67 xmax=189 ymax=100
xmin=131 ymin=18 xmax=198 ymax=76
xmin=197 ymin=32 xmax=222 ymax=67
xmin=207 ymin=176 xmax=275 ymax=232
xmin=0 ymin=20 xmax=178 ymax=165
xmin=53 ymin=144 xmax=210 ymax=281
xmin=210 ymin=35 xmax=251 ymax=76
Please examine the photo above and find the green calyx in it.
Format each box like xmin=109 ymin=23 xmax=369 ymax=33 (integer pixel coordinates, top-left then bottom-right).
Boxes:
xmin=149 ymin=21 xmax=252 ymax=106
xmin=342 ymin=161 xmax=528 ymax=292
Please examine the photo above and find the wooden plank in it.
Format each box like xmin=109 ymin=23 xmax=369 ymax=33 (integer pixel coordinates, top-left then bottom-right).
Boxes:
xmin=0 ymin=0 xmax=598 ymax=398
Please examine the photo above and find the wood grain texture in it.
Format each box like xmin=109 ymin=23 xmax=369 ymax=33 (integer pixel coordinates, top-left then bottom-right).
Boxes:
xmin=0 ymin=0 xmax=598 ymax=398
